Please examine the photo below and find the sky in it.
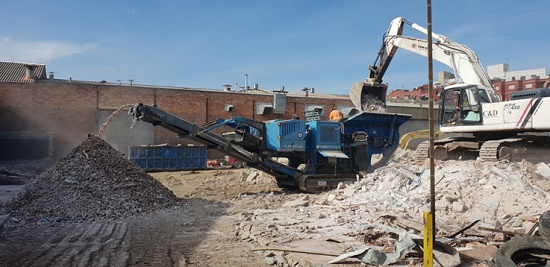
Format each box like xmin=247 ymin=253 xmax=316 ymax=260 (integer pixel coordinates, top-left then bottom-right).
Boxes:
xmin=1 ymin=0 xmax=549 ymax=96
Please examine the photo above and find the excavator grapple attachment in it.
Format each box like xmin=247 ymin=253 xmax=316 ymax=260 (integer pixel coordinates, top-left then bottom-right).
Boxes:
xmin=350 ymin=82 xmax=388 ymax=111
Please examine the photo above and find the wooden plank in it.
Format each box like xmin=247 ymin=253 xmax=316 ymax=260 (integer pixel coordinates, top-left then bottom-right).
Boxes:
xmin=394 ymin=218 xmax=424 ymax=233
xmin=478 ymin=226 xmax=516 ymax=235
xmin=253 ymin=239 xmax=355 ymax=266
xmin=251 ymin=246 xmax=340 ymax=256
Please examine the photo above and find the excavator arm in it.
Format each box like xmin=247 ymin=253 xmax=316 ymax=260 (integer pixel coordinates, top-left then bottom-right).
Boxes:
xmin=398 ymin=129 xmax=442 ymax=150
xmin=350 ymin=17 xmax=404 ymax=111
xmin=385 ymin=32 xmax=493 ymax=88
xmin=351 ymin=17 xmax=499 ymax=110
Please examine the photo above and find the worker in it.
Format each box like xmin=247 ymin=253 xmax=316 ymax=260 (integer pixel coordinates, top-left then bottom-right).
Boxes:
xmin=449 ymin=106 xmax=460 ymax=125
xmin=329 ymin=106 xmax=343 ymax=122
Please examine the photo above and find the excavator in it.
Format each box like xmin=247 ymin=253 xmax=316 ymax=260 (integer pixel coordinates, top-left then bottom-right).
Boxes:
xmin=352 ymin=17 xmax=550 ymax=162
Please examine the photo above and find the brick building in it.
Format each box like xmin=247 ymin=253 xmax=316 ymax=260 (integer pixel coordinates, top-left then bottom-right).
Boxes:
xmin=387 ymin=65 xmax=550 ymax=101
xmin=492 ymin=77 xmax=550 ymax=100
xmin=0 ymin=61 xmax=355 ymax=161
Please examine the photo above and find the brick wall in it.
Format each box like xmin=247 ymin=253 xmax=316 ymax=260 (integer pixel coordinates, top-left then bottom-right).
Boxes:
xmin=0 ymin=81 xmax=353 ymax=160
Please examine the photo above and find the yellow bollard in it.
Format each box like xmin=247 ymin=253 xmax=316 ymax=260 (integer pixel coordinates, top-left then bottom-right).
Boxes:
xmin=423 ymin=211 xmax=433 ymax=266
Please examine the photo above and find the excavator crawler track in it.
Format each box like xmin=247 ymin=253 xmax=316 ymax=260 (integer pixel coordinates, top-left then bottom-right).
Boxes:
xmin=416 ymin=137 xmax=482 ymax=161
xmin=479 ymin=140 xmax=507 ymax=161
xmin=480 ymin=136 xmax=550 ymax=162
xmin=415 ymin=141 xmax=430 ymax=161
xmin=416 ymin=136 xmax=550 ymax=162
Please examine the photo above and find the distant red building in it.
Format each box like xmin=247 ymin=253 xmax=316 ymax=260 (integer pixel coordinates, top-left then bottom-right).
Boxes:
xmin=387 ymin=77 xmax=550 ymax=101
xmin=492 ymin=77 xmax=550 ymax=100
xmin=387 ymin=84 xmax=442 ymax=102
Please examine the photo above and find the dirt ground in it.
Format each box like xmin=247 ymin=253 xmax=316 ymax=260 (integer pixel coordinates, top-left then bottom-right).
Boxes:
xmin=0 ymin=169 xmax=302 ymax=267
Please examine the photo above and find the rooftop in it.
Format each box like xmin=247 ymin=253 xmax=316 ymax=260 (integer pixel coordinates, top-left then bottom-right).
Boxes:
xmin=0 ymin=61 xmax=47 ymax=83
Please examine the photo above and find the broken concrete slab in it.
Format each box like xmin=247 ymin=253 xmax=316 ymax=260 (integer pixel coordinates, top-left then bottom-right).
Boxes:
xmin=536 ymin=163 xmax=550 ymax=178
xmin=458 ymin=245 xmax=498 ymax=262
xmin=243 ymin=150 xmax=550 ymax=265
xmin=246 ymin=171 xmax=259 ymax=183
xmin=329 ymin=225 xmax=416 ymax=266
xmin=282 ymin=195 xmax=310 ymax=207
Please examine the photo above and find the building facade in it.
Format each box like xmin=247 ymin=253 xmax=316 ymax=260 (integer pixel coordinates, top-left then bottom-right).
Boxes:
xmin=387 ymin=64 xmax=550 ymax=101
xmin=0 ymin=62 xmax=357 ymax=161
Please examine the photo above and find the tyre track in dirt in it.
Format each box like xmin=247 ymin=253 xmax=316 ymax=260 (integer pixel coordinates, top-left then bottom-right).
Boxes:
xmin=0 ymin=129 xmax=294 ymax=267
xmin=0 ymin=221 xmax=131 ymax=267
xmin=0 ymin=171 xmax=292 ymax=267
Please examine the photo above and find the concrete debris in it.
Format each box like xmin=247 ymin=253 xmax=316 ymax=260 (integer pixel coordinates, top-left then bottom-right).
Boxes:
xmin=362 ymin=94 xmax=387 ymax=112
xmin=241 ymin=149 xmax=550 ymax=265
xmin=3 ymin=135 xmax=181 ymax=224
xmin=458 ymin=245 xmax=498 ymax=262
xmin=536 ymin=162 xmax=550 ymax=178
xmin=246 ymin=170 xmax=259 ymax=183
xmin=329 ymin=225 xmax=416 ymax=265
xmin=282 ymin=195 xmax=310 ymax=207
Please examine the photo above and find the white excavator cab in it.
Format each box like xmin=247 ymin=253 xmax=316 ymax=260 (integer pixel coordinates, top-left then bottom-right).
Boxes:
xmin=438 ymin=84 xmax=499 ymax=127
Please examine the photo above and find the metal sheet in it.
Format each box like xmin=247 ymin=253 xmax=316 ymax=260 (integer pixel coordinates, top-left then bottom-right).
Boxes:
xmin=343 ymin=111 xmax=411 ymax=129
xmin=318 ymin=150 xmax=349 ymax=159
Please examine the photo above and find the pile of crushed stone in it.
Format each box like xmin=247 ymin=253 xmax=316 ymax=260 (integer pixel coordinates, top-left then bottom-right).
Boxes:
xmin=6 ymin=135 xmax=181 ymax=224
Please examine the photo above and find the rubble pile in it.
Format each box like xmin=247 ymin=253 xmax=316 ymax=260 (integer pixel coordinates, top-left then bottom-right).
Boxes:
xmin=6 ymin=135 xmax=181 ymax=223
xmin=239 ymin=150 xmax=550 ymax=264
xmin=362 ymin=94 xmax=387 ymax=112
xmin=340 ymin=151 xmax=550 ymax=233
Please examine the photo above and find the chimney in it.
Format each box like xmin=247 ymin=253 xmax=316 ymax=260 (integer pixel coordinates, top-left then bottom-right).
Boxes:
xmin=48 ymin=72 xmax=55 ymax=80
xmin=24 ymin=64 xmax=37 ymax=80
xmin=301 ymin=87 xmax=309 ymax=97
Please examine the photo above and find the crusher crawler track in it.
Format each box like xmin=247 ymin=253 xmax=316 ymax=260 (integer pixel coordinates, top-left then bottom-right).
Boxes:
xmin=298 ymin=174 xmax=359 ymax=192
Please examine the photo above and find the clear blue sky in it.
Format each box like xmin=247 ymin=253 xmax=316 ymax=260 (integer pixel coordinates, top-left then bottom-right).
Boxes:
xmin=1 ymin=0 xmax=548 ymax=95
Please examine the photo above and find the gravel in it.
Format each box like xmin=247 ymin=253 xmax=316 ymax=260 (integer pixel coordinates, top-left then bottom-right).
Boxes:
xmin=5 ymin=135 xmax=181 ymax=224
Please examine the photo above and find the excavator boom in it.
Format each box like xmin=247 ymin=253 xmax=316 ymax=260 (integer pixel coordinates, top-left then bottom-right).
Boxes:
xmin=351 ymin=17 xmax=500 ymax=111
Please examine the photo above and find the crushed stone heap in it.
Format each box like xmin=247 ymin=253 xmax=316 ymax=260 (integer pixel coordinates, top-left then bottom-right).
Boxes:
xmin=6 ymin=135 xmax=181 ymax=224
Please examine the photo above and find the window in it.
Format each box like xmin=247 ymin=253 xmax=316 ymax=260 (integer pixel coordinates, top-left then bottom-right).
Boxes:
xmin=477 ymin=89 xmax=491 ymax=103
xmin=464 ymin=87 xmax=478 ymax=106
